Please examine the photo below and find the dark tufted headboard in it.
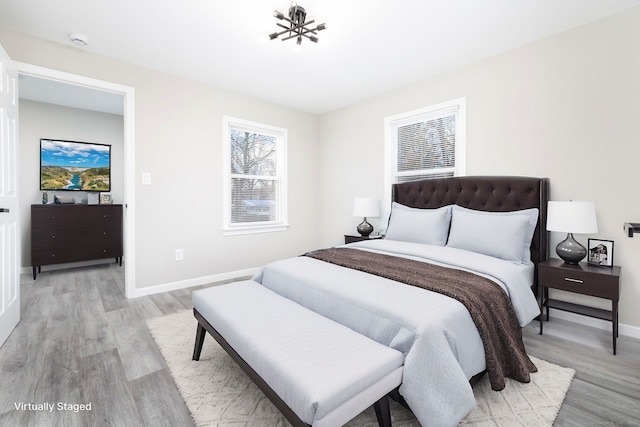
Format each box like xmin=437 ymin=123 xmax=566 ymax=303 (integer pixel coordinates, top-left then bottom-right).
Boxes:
xmin=392 ymin=176 xmax=549 ymax=284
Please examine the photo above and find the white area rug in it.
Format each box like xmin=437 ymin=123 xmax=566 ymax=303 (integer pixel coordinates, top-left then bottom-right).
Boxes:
xmin=146 ymin=310 xmax=574 ymax=427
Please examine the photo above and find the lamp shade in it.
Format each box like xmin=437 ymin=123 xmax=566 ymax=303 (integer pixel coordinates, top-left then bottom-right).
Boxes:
xmin=352 ymin=197 xmax=380 ymax=218
xmin=547 ymin=201 xmax=598 ymax=234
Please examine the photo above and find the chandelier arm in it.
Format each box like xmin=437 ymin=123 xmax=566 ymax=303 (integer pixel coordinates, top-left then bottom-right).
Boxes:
xmin=293 ymin=25 xmax=319 ymax=37
xmin=276 ymin=15 xmax=295 ymax=25
xmin=276 ymin=22 xmax=307 ymax=34
xmin=276 ymin=25 xmax=316 ymax=41
xmin=281 ymin=33 xmax=300 ymax=42
xmin=281 ymin=31 xmax=317 ymax=42
xmin=272 ymin=28 xmax=294 ymax=39
xmin=273 ymin=24 xmax=312 ymax=38
xmin=276 ymin=23 xmax=293 ymax=31
xmin=276 ymin=18 xmax=315 ymax=30
xmin=279 ymin=15 xmax=314 ymax=27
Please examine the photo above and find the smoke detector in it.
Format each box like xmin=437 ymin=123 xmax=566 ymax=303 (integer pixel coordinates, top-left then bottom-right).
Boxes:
xmin=68 ymin=33 xmax=88 ymax=47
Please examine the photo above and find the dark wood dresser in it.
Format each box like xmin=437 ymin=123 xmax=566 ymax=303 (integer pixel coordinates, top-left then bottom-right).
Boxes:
xmin=31 ymin=204 xmax=123 ymax=279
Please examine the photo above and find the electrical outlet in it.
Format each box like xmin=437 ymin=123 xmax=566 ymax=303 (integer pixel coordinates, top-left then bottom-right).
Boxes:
xmin=175 ymin=248 xmax=184 ymax=261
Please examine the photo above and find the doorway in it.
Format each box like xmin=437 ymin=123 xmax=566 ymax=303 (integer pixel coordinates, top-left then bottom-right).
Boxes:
xmin=17 ymin=62 xmax=136 ymax=296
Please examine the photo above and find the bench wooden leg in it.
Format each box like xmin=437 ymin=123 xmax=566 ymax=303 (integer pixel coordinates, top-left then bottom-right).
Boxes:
xmin=388 ymin=387 xmax=409 ymax=409
xmin=373 ymin=394 xmax=392 ymax=427
xmin=192 ymin=322 xmax=206 ymax=361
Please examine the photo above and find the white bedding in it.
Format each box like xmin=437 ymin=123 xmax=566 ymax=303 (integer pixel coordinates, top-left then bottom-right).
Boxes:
xmin=252 ymin=239 xmax=540 ymax=427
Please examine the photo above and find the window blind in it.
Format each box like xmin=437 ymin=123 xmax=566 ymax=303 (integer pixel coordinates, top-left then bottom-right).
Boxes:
xmin=229 ymin=129 xmax=277 ymax=224
xmin=388 ymin=101 xmax=464 ymax=184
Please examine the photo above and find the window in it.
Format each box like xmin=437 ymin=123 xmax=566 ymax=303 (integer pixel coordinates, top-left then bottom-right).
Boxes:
xmin=385 ymin=98 xmax=466 ymax=186
xmin=222 ymin=116 xmax=288 ymax=235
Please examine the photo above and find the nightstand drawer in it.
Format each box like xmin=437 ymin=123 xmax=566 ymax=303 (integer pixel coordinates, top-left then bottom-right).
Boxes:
xmin=539 ymin=264 xmax=619 ymax=300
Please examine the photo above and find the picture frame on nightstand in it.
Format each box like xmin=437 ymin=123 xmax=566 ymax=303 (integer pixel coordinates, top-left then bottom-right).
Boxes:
xmin=587 ymin=238 xmax=614 ymax=267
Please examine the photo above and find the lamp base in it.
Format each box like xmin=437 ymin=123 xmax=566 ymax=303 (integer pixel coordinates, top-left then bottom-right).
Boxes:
xmin=556 ymin=233 xmax=587 ymax=265
xmin=357 ymin=217 xmax=373 ymax=237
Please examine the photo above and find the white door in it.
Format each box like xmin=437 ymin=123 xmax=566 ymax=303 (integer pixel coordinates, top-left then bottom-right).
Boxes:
xmin=0 ymin=42 xmax=20 ymax=347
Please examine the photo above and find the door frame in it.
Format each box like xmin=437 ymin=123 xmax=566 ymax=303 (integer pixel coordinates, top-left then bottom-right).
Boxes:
xmin=17 ymin=62 xmax=136 ymax=297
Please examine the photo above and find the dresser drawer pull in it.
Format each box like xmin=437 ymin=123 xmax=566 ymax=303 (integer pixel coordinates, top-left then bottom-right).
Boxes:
xmin=564 ymin=277 xmax=583 ymax=284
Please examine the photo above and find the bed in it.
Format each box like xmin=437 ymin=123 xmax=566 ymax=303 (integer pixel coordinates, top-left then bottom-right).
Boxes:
xmin=253 ymin=175 xmax=549 ymax=426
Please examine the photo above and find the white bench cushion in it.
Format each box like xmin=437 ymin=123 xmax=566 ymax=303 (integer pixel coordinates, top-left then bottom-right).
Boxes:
xmin=193 ymin=280 xmax=404 ymax=426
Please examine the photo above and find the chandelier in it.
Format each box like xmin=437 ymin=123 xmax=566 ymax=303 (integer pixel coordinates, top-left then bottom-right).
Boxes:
xmin=268 ymin=3 xmax=327 ymax=45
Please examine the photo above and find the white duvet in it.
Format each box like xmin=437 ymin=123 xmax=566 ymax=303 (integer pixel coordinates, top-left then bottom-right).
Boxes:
xmin=252 ymin=239 xmax=540 ymax=427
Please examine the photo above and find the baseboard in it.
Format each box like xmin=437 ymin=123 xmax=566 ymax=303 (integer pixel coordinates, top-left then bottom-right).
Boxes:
xmin=127 ymin=268 xmax=260 ymax=298
xmin=549 ymin=309 xmax=640 ymax=340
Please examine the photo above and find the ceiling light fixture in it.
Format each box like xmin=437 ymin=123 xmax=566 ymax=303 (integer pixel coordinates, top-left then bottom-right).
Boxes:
xmin=268 ymin=3 xmax=326 ymax=45
xmin=68 ymin=33 xmax=88 ymax=47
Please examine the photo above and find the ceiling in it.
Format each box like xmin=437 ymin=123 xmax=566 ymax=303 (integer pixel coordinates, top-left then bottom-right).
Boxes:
xmin=2 ymin=0 xmax=640 ymax=115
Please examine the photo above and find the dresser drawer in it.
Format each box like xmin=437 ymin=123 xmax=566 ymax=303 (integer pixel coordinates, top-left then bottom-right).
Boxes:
xmin=31 ymin=207 xmax=79 ymax=228
xmin=32 ymin=223 xmax=121 ymax=247
xmin=32 ymin=248 xmax=81 ymax=265
xmin=33 ymin=244 xmax=121 ymax=266
xmin=32 ymin=226 xmax=89 ymax=248
xmin=76 ymin=205 xmax=122 ymax=226
xmin=539 ymin=264 xmax=619 ymax=300
xmin=31 ymin=205 xmax=122 ymax=228
xmin=82 ymin=245 xmax=122 ymax=260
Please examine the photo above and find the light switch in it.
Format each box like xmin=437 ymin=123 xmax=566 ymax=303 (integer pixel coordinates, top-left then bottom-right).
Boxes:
xmin=142 ymin=172 xmax=151 ymax=185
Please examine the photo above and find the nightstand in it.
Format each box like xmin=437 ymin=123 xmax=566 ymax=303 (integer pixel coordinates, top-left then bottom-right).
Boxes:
xmin=344 ymin=235 xmax=383 ymax=244
xmin=538 ymin=258 xmax=621 ymax=354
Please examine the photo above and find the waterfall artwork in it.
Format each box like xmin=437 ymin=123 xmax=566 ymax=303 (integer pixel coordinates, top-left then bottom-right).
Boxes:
xmin=40 ymin=139 xmax=111 ymax=192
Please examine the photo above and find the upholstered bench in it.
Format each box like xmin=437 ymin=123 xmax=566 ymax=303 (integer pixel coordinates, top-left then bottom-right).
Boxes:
xmin=192 ymin=280 xmax=404 ymax=427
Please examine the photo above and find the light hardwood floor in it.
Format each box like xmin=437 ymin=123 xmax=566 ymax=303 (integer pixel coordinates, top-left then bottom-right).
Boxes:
xmin=0 ymin=263 xmax=638 ymax=426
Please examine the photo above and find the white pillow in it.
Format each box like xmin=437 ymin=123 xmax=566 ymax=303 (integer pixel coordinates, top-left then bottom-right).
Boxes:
xmin=385 ymin=203 xmax=452 ymax=246
xmin=446 ymin=205 xmax=539 ymax=263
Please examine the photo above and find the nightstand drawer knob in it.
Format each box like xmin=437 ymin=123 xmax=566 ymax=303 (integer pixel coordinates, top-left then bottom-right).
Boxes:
xmin=564 ymin=277 xmax=584 ymax=284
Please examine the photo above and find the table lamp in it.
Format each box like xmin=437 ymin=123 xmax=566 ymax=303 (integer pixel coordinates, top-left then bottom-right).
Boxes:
xmin=352 ymin=197 xmax=380 ymax=236
xmin=546 ymin=201 xmax=598 ymax=264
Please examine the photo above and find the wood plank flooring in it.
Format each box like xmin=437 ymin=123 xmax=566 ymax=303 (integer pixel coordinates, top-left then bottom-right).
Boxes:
xmin=0 ymin=263 xmax=638 ymax=426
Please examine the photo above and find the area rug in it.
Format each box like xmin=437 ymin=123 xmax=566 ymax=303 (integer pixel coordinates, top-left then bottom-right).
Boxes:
xmin=146 ymin=310 xmax=574 ymax=427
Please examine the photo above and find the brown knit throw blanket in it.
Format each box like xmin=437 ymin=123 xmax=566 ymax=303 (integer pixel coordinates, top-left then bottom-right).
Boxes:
xmin=303 ymin=247 xmax=536 ymax=390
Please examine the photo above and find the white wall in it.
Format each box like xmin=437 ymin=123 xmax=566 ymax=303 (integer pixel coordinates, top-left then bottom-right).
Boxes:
xmin=318 ymin=7 xmax=640 ymax=330
xmin=1 ymin=26 xmax=321 ymax=293
xmin=18 ymin=100 xmax=125 ymax=266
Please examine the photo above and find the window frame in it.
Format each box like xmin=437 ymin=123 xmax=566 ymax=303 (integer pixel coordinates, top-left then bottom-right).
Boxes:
xmin=383 ymin=98 xmax=466 ymax=216
xmin=222 ymin=116 xmax=288 ymax=236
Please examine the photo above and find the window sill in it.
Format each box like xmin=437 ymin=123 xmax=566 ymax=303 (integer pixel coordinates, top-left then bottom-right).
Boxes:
xmin=222 ymin=223 xmax=290 ymax=236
